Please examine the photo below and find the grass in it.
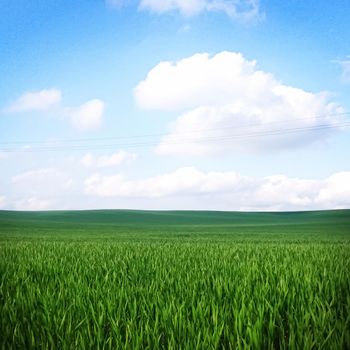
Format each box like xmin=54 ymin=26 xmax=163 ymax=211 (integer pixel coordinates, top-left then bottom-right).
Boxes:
xmin=0 ymin=209 xmax=349 ymax=349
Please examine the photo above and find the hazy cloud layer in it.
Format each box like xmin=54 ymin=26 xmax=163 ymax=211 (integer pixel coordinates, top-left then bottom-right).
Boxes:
xmin=14 ymin=197 xmax=53 ymax=211
xmin=11 ymin=168 xmax=73 ymax=193
xmin=80 ymin=150 xmax=137 ymax=168
xmin=5 ymin=165 xmax=350 ymax=211
xmin=84 ymin=167 xmax=350 ymax=211
xmin=0 ymin=196 xmax=6 ymax=209
xmin=10 ymin=168 xmax=73 ymax=210
xmin=11 ymin=168 xmax=72 ymax=187
xmin=0 ymin=152 xmax=8 ymax=160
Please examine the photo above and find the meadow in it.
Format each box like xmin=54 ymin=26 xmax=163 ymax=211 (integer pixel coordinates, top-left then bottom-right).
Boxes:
xmin=0 ymin=209 xmax=349 ymax=349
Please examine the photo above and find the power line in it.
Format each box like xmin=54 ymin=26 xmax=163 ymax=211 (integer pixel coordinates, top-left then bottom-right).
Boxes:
xmin=1 ymin=120 xmax=349 ymax=153
xmin=1 ymin=111 xmax=349 ymax=147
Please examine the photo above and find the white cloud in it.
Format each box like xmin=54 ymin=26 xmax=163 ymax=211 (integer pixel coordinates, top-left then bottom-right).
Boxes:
xmin=84 ymin=167 xmax=350 ymax=210
xmin=66 ymin=99 xmax=105 ymax=130
xmin=334 ymin=58 xmax=350 ymax=83
xmin=4 ymin=88 xmax=105 ymax=130
xmin=316 ymin=172 xmax=350 ymax=208
xmin=0 ymin=151 xmax=8 ymax=160
xmin=9 ymin=167 xmax=74 ymax=210
xmin=80 ymin=150 xmax=137 ymax=168
xmin=85 ymin=167 xmax=245 ymax=198
xmin=11 ymin=168 xmax=73 ymax=194
xmin=0 ymin=196 xmax=6 ymax=209
xmin=14 ymin=197 xmax=53 ymax=211
xmin=6 ymin=88 xmax=62 ymax=113
xmin=135 ymin=51 xmax=345 ymax=155
xmin=252 ymin=175 xmax=319 ymax=209
xmin=139 ymin=0 xmax=261 ymax=20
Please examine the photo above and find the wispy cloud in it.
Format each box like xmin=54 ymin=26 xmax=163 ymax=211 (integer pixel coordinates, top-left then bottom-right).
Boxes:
xmin=107 ymin=0 xmax=262 ymax=20
xmin=106 ymin=0 xmax=129 ymax=9
xmin=334 ymin=58 xmax=350 ymax=83
xmin=80 ymin=150 xmax=137 ymax=168
xmin=5 ymin=88 xmax=62 ymax=113
xmin=139 ymin=0 xmax=261 ymax=20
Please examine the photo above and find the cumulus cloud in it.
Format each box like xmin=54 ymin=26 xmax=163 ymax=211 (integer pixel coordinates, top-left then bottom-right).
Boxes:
xmin=84 ymin=167 xmax=350 ymax=210
xmin=5 ymin=88 xmax=62 ymax=113
xmin=135 ymin=51 xmax=345 ymax=155
xmin=66 ymin=99 xmax=105 ymax=130
xmin=315 ymin=172 xmax=350 ymax=207
xmin=80 ymin=150 xmax=137 ymax=168
xmin=139 ymin=0 xmax=261 ymax=19
xmin=4 ymin=88 xmax=105 ymax=131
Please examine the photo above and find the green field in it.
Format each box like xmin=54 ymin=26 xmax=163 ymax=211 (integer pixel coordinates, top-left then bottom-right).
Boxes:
xmin=1 ymin=209 xmax=349 ymax=349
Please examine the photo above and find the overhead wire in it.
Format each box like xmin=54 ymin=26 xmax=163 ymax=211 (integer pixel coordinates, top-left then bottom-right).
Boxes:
xmin=1 ymin=111 xmax=349 ymax=146
xmin=1 ymin=112 xmax=349 ymax=153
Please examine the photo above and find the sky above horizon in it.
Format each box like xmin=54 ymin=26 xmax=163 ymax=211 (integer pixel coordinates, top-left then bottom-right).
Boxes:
xmin=1 ymin=0 xmax=350 ymax=211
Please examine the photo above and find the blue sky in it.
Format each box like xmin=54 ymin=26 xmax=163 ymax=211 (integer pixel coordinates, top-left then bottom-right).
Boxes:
xmin=0 ymin=0 xmax=349 ymax=210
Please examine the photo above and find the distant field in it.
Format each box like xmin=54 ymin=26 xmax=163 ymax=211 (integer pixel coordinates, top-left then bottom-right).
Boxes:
xmin=1 ymin=210 xmax=349 ymax=349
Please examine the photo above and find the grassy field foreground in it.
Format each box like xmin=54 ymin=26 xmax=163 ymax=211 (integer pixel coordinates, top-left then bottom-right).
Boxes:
xmin=0 ymin=209 xmax=349 ymax=349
